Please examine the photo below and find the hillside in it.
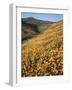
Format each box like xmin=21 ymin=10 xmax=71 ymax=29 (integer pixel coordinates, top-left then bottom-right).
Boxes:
xmin=21 ymin=18 xmax=63 ymax=77
xmin=22 ymin=17 xmax=53 ymax=41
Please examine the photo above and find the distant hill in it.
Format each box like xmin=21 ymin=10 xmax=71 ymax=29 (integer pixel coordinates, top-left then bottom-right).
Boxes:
xmin=22 ymin=17 xmax=53 ymax=24
xmin=21 ymin=17 xmax=62 ymax=41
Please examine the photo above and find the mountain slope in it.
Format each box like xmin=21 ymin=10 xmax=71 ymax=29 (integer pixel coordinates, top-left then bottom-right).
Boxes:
xmin=21 ymin=20 xmax=63 ymax=77
xmin=22 ymin=17 xmax=54 ymax=41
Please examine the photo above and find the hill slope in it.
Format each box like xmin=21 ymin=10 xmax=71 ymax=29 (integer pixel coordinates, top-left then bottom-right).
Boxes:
xmin=21 ymin=19 xmax=63 ymax=77
xmin=22 ymin=17 xmax=54 ymax=41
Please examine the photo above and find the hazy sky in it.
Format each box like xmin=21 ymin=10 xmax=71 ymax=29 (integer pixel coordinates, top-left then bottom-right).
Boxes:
xmin=21 ymin=12 xmax=63 ymax=22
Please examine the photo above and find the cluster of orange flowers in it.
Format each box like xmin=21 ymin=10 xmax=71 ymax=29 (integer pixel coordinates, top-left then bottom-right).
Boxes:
xmin=21 ymin=44 xmax=63 ymax=77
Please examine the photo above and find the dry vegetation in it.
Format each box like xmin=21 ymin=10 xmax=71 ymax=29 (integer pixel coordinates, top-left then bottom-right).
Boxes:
xmin=21 ymin=21 xmax=63 ymax=77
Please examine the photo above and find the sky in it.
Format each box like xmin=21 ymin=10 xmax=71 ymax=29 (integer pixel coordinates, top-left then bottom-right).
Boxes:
xmin=21 ymin=12 xmax=63 ymax=22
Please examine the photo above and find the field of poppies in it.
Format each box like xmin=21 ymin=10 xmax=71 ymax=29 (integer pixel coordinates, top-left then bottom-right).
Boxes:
xmin=21 ymin=21 xmax=63 ymax=77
